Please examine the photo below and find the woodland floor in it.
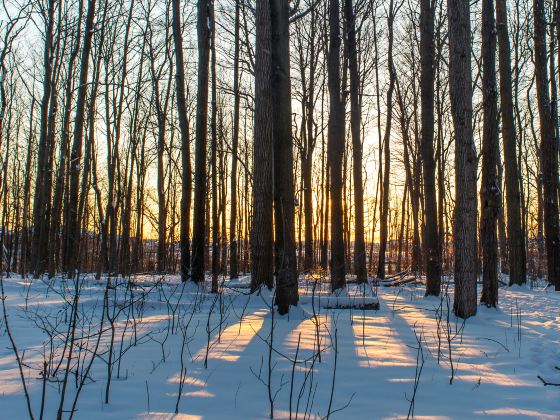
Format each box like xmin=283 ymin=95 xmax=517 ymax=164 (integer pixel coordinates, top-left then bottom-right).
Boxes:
xmin=0 ymin=273 xmax=559 ymax=419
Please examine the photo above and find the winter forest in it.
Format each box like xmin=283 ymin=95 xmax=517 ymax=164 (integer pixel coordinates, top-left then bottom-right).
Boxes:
xmin=0 ymin=0 xmax=559 ymax=418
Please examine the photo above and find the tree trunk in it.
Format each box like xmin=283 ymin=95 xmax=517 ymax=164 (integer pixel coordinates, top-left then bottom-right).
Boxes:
xmin=480 ymin=0 xmax=500 ymax=307
xmin=344 ymin=0 xmax=366 ymax=283
xmin=48 ymin=0 xmax=85 ymax=277
xmin=210 ymin=1 xmax=219 ymax=292
xmin=496 ymin=0 xmax=526 ymax=287
xmin=420 ymin=0 xmax=441 ymax=295
xmin=327 ymin=0 xmax=346 ymax=291
xmin=191 ymin=0 xmax=211 ymax=283
xmin=377 ymin=0 xmax=396 ymax=280
xmin=533 ymin=0 xmax=560 ymax=290
xmin=172 ymin=0 xmax=192 ymax=282
xmin=64 ymin=0 xmax=96 ymax=275
xmin=229 ymin=0 xmax=240 ymax=279
xmin=31 ymin=0 xmax=55 ymax=277
xmin=271 ymin=0 xmax=299 ymax=313
xmin=449 ymin=0 xmax=478 ymax=318
xmin=251 ymin=0 xmax=274 ymax=292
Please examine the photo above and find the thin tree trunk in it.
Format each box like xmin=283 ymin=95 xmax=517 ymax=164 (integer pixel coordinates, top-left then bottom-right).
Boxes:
xmin=64 ymin=0 xmax=96 ymax=275
xmin=344 ymin=0 xmax=366 ymax=283
xmin=172 ymin=0 xmax=192 ymax=281
xmin=420 ymin=0 xmax=441 ymax=295
xmin=377 ymin=0 xmax=397 ymax=280
xmin=496 ymin=0 xmax=525 ymax=286
xmin=210 ymin=1 xmax=219 ymax=292
xmin=229 ymin=0 xmax=240 ymax=279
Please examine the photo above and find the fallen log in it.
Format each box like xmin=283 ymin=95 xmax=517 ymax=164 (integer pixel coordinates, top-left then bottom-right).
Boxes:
xmin=383 ymin=276 xmax=418 ymax=287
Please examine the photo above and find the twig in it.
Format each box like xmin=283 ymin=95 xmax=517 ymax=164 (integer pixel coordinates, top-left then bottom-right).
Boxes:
xmin=537 ymin=375 xmax=560 ymax=386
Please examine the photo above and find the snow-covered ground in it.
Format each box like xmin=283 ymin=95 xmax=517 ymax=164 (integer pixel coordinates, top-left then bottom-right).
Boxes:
xmin=0 ymin=273 xmax=558 ymax=419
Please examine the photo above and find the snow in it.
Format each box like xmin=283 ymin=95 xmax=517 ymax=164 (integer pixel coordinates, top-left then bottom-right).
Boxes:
xmin=0 ymin=273 xmax=558 ymax=419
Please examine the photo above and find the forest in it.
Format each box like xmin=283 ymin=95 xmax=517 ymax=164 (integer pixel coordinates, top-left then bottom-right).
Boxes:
xmin=0 ymin=0 xmax=559 ymax=418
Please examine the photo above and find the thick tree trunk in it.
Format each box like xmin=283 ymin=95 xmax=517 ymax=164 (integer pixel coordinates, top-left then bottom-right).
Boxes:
xmin=449 ymin=0 xmax=478 ymax=318
xmin=327 ymin=0 xmax=346 ymax=291
xmin=251 ymin=0 xmax=274 ymax=292
xmin=31 ymin=0 xmax=55 ymax=277
xmin=480 ymin=0 xmax=500 ymax=307
xmin=191 ymin=0 xmax=211 ymax=283
xmin=533 ymin=0 xmax=560 ymax=290
xmin=271 ymin=0 xmax=299 ymax=313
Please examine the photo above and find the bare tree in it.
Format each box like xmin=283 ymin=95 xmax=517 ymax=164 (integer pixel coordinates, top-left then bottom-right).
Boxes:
xmin=344 ymin=0 xmax=366 ymax=283
xmin=31 ymin=0 xmax=56 ymax=277
xmin=271 ymin=0 xmax=299 ymax=312
xmin=420 ymin=0 xmax=441 ymax=295
xmin=480 ymin=0 xmax=500 ymax=307
xmin=172 ymin=0 xmax=192 ymax=281
xmin=251 ymin=0 xmax=274 ymax=292
xmin=327 ymin=0 xmax=346 ymax=291
xmin=64 ymin=0 xmax=97 ymax=275
xmin=377 ymin=0 xmax=398 ymax=280
xmin=191 ymin=0 xmax=211 ymax=283
xmin=229 ymin=0 xmax=241 ymax=279
xmin=210 ymin=0 xmax=219 ymax=292
xmin=533 ymin=0 xmax=560 ymax=290
xmin=449 ymin=0 xmax=478 ymax=318
xmin=495 ymin=0 xmax=526 ymax=287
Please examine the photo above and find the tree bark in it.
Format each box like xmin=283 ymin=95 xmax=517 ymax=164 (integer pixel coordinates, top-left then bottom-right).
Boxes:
xmin=495 ymin=0 xmax=526 ymax=286
xmin=172 ymin=0 xmax=192 ymax=281
xmin=420 ymin=0 xmax=441 ymax=295
xmin=533 ymin=0 xmax=560 ymax=290
xmin=327 ymin=0 xmax=346 ymax=291
xmin=480 ymin=0 xmax=500 ymax=307
xmin=64 ymin=0 xmax=96 ymax=275
xmin=229 ymin=0 xmax=240 ymax=279
xmin=251 ymin=0 xmax=274 ymax=292
xmin=210 ymin=1 xmax=219 ymax=292
xmin=344 ymin=0 xmax=366 ymax=283
xmin=271 ymin=0 xmax=299 ymax=312
xmin=377 ymin=0 xmax=396 ymax=280
xmin=448 ymin=0 xmax=478 ymax=318
xmin=31 ymin=0 xmax=55 ymax=277
xmin=191 ymin=0 xmax=211 ymax=283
